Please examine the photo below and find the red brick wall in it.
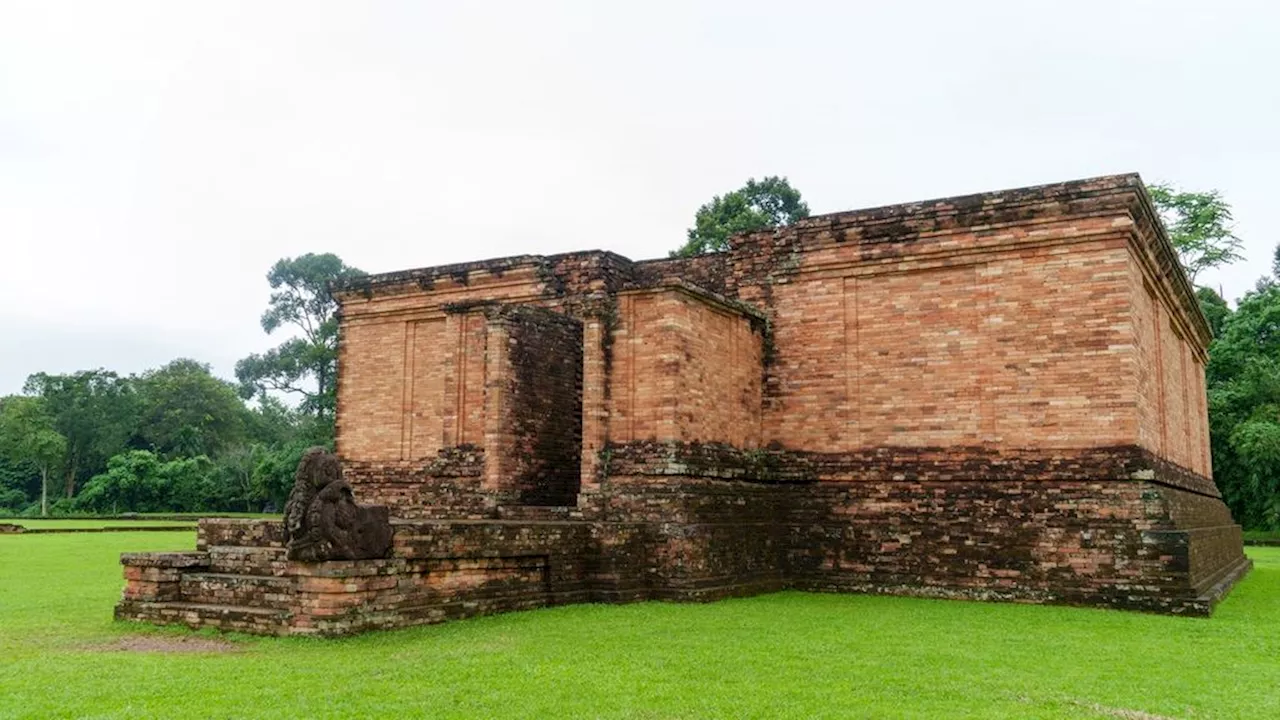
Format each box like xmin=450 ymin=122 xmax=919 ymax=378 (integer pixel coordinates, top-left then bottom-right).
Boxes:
xmin=607 ymin=287 xmax=762 ymax=446
xmin=336 ymin=268 xmax=546 ymax=462
xmin=609 ymin=290 xmax=675 ymax=443
xmin=747 ymin=230 xmax=1137 ymax=455
xmin=1131 ymin=259 xmax=1211 ymax=477
xmin=671 ymin=292 xmax=762 ymax=447
xmin=443 ymin=311 xmax=488 ymax=449
xmin=335 ymin=174 xmax=1216 ymax=493
xmin=337 ymin=320 xmax=412 ymax=461
xmin=979 ymin=240 xmax=1134 ymax=449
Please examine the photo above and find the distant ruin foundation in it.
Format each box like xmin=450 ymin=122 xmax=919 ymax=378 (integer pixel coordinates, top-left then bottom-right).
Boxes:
xmin=117 ymin=174 xmax=1250 ymax=635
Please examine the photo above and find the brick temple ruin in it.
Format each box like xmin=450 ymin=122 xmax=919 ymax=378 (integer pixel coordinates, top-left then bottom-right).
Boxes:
xmin=117 ymin=174 xmax=1250 ymax=635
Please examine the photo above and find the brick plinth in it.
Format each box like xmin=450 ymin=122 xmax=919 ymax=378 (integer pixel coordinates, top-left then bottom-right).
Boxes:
xmin=117 ymin=461 xmax=1247 ymax=636
xmin=788 ymin=480 xmax=1247 ymax=614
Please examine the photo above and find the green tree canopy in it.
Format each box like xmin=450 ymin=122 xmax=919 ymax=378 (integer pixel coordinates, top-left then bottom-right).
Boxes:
xmin=134 ymin=359 xmax=248 ymax=458
xmin=1148 ymin=183 xmax=1244 ymax=285
xmin=1196 ymin=287 xmax=1231 ymax=338
xmin=1206 ymin=276 xmax=1280 ymax=529
xmin=235 ymin=254 xmax=364 ymax=420
xmin=76 ymin=450 xmax=216 ymax=515
xmin=0 ymin=396 xmax=66 ymax=515
xmin=673 ymin=176 xmax=810 ymax=257
xmin=22 ymin=370 xmax=138 ymax=499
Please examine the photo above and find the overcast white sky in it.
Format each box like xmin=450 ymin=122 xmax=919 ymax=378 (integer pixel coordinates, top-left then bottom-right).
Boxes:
xmin=1 ymin=1 xmax=1276 ymax=396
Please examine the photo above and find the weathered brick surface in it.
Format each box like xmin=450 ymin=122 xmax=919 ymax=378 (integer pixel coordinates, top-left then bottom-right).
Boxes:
xmin=343 ymin=447 xmax=489 ymax=518
xmin=786 ymin=479 xmax=1246 ymax=614
xmin=118 ymin=518 xmax=593 ymax=637
xmin=119 ymin=174 xmax=1250 ymax=636
xmin=483 ymin=306 xmax=583 ymax=505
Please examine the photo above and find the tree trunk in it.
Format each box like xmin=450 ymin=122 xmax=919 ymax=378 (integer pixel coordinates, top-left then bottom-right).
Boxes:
xmin=64 ymin=454 xmax=77 ymax=499
xmin=316 ymin=369 xmax=327 ymax=418
xmin=40 ymin=465 xmax=48 ymax=517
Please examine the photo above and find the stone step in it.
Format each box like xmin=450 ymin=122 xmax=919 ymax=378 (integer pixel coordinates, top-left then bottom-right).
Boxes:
xmin=179 ymin=572 xmax=297 ymax=610
xmin=117 ymin=600 xmax=291 ymax=636
xmin=196 ymin=518 xmax=284 ymax=551
xmin=207 ymin=545 xmax=289 ymax=575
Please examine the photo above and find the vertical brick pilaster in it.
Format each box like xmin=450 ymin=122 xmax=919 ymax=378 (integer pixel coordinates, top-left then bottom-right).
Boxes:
xmin=482 ymin=319 xmax=511 ymax=493
xmin=580 ymin=318 xmax=608 ymax=492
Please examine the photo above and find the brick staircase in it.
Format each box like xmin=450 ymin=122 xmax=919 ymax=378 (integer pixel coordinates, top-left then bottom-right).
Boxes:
xmin=116 ymin=523 xmax=298 ymax=634
xmin=117 ymin=517 xmax=595 ymax=636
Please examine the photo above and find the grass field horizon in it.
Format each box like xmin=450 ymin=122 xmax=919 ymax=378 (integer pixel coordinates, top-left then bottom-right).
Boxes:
xmin=1 ymin=531 xmax=1276 ymax=719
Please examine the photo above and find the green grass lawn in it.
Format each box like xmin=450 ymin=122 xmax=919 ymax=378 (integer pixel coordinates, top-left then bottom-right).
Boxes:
xmin=4 ymin=519 xmax=198 ymax=530
xmin=0 ymin=533 xmax=1276 ymax=719
xmin=1 ymin=513 xmax=280 ymax=531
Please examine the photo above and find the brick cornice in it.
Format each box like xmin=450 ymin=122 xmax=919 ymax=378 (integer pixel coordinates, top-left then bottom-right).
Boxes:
xmin=616 ymin=280 xmax=768 ymax=324
xmin=1124 ymin=182 xmax=1214 ymax=352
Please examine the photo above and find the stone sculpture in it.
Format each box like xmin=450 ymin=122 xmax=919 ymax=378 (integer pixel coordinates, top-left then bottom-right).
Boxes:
xmin=282 ymin=447 xmax=393 ymax=561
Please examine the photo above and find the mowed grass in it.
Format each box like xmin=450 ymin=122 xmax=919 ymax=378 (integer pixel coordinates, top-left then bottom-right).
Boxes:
xmin=5 ymin=519 xmax=198 ymax=530
xmin=0 ymin=534 xmax=1277 ymax=720
xmin=1 ymin=513 xmax=278 ymax=531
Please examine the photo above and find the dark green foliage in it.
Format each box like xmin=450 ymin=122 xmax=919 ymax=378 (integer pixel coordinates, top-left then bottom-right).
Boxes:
xmin=75 ymin=451 xmax=218 ymax=515
xmin=0 ymin=349 xmax=329 ymax=515
xmin=673 ymin=176 xmax=810 ymax=256
xmin=1196 ymin=287 xmax=1231 ymax=338
xmin=242 ymin=396 xmax=302 ymax=448
xmin=1149 ymin=183 xmax=1244 ymax=284
xmin=22 ymin=370 xmax=138 ymax=499
xmin=251 ymin=440 xmax=318 ymax=511
xmin=73 ymin=451 xmax=163 ymax=514
xmin=134 ymin=359 xmax=248 ymax=458
xmin=0 ymin=395 xmax=67 ymax=514
xmin=235 ymin=254 xmax=364 ymax=418
xmin=0 ymin=470 xmax=28 ymax=513
xmin=211 ymin=438 xmax=319 ymax=514
xmin=1207 ymin=279 xmax=1280 ymax=529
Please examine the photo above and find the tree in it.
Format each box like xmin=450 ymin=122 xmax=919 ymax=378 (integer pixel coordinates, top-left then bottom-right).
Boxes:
xmin=1205 ymin=274 xmax=1280 ymax=529
xmin=1196 ymin=287 xmax=1231 ymax=338
xmin=134 ymin=359 xmax=247 ymax=458
xmin=251 ymin=440 xmax=315 ymax=511
xmin=0 ymin=457 xmax=32 ymax=513
xmin=22 ymin=370 xmax=138 ymax=499
xmin=163 ymin=455 xmax=220 ymax=513
xmin=215 ymin=443 xmax=267 ymax=513
xmin=76 ymin=450 xmax=216 ymax=514
xmin=242 ymin=395 xmax=310 ymax=448
xmin=673 ymin=177 xmax=810 ymax=257
xmin=0 ymin=396 xmax=66 ymax=516
xmin=235 ymin=254 xmax=364 ymax=419
xmin=1148 ymin=183 xmax=1244 ymax=285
